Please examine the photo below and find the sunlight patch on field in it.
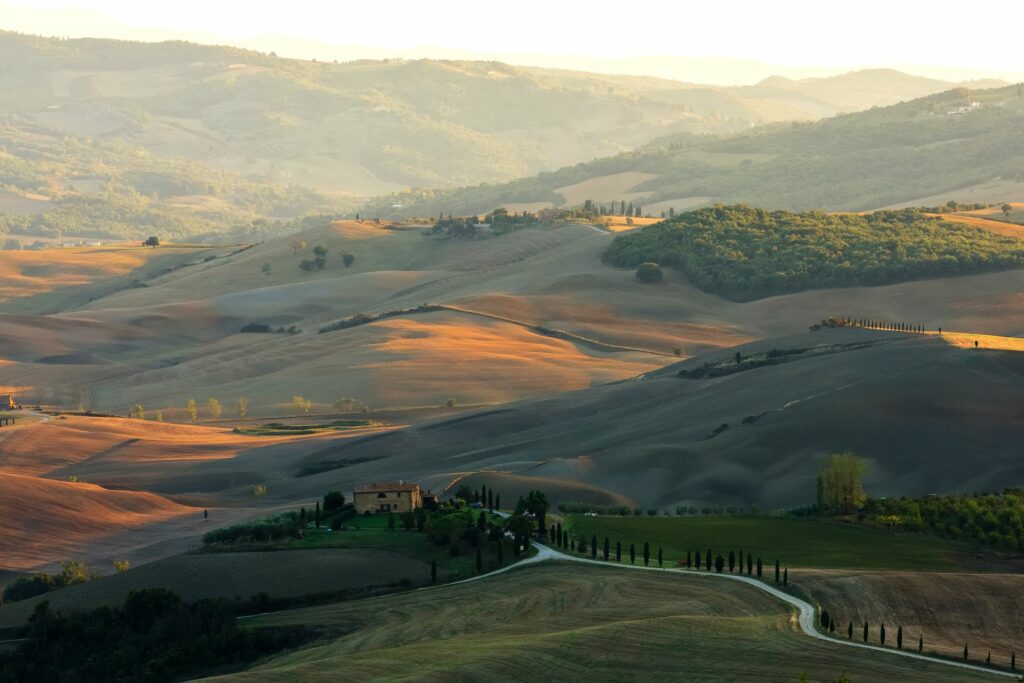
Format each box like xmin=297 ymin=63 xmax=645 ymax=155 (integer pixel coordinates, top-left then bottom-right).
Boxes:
xmin=0 ymin=246 xmax=167 ymax=302
xmin=926 ymin=213 xmax=1024 ymax=239
xmin=938 ymin=331 xmax=1024 ymax=351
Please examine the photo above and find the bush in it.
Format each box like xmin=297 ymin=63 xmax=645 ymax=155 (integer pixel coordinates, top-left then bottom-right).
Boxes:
xmin=202 ymin=512 xmax=302 ymax=545
xmin=635 ymin=262 xmax=663 ymax=283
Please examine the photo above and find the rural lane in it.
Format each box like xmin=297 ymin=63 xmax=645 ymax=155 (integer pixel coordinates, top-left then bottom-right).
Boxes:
xmin=534 ymin=541 xmax=1019 ymax=680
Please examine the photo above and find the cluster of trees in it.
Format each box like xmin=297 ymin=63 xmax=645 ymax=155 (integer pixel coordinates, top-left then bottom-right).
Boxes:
xmin=1 ymin=560 xmax=93 ymax=605
xmin=0 ymin=589 xmax=313 ymax=681
xmin=317 ymin=304 xmax=443 ymax=334
xmin=299 ymin=244 xmax=329 ymax=271
xmin=239 ymin=323 xmax=300 ymax=334
xmin=863 ymin=489 xmax=1024 ymax=552
xmin=556 ymin=502 xmax=759 ymax=516
xmin=604 ymin=205 xmax=1024 ymax=300
xmin=430 ymin=208 xmax=540 ymax=239
xmin=203 ymin=491 xmax=356 ymax=545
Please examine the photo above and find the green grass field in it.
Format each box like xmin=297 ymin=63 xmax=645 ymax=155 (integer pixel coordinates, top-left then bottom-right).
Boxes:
xmin=562 ymin=515 xmax=969 ymax=571
xmin=210 ymin=511 xmax=515 ymax=582
xmin=213 ymin=564 xmax=990 ymax=682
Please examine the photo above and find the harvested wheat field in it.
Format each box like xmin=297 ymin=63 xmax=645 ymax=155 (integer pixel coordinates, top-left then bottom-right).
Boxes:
xmin=925 ymin=212 xmax=1024 ymax=239
xmin=0 ymin=549 xmax=436 ymax=629
xmin=219 ymin=564 xmax=991 ymax=682
xmin=0 ymin=471 xmax=194 ymax=571
xmin=796 ymin=569 xmax=1024 ymax=666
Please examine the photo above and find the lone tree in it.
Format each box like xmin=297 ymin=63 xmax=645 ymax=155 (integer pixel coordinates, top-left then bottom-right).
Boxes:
xmin=848 ymin=621 xmax=853 ymax=639
xmin=897 ymin=626 xmax=903 ymax=649
xmin=863 ymin=621 xmax=869 ymax=643
xmin=630 ymin=543 xmax=636 ymax=565
xmin=964 ymin=643 xmax=969 ymax=661
xmin=132 ymin=404 xmax=144 ymax=420
xmin=143 ymin=236 xmax=160 ymax=248
xmin=207 ymin=398 xmax=221 ymax=419
xmin=292 ymin=395 xmax=312 ymax=414
xmin=880 ymin=623 xmax=886 ymax=647
xmin=816 ymin=452 xmax=869 ymax=515
xmin=342 ymin=253 xmax=355 ymax=267
xmin=1002 ymin=203 xmax=1013 ymax=219
xmin=919 ymin=636 xmax=924 ymax=652
xmin=635 ymin=262 xmax=664 ymax=284
xmin=775 ymin=559 xmax=780 ymax=583
xmin=643 ymin=542 xmax=650 ymax=566
xmin=187 ymin=399 xmax=197 ymax=422
xmin=603 ymin=537 xmax=610 ymax=561
xmin=236 ymin=397 xmax=249 ymax=418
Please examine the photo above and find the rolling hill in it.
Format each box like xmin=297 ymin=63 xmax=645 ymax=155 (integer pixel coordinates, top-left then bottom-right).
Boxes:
xmin=0 ymin=31 xmax=1008 ymax=241
xmin=366 ymin=83 xmax=1024 ymax=218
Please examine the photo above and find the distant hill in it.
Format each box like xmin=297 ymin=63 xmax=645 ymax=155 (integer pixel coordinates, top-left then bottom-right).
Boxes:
xmin=366 ymin=83 xmax=1024 ymax=217
xmin=0 ymin=31 xmax=1009 ymax=239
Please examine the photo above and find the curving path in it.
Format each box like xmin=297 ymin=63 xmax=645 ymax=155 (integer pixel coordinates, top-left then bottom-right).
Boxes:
xmin=534 ymin=540 xmax=1019 ymax=679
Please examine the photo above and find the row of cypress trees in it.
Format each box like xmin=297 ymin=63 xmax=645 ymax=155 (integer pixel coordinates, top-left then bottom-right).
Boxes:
xmin=821 ymin=608 xmax=1017 ymax=671
xmin=546 ymin=526 xmax=790 ymax=584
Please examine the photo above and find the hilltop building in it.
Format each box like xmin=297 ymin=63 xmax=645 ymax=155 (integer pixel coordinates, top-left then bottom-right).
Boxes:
xmin=354 ymin=481 xmax=436 ymax=514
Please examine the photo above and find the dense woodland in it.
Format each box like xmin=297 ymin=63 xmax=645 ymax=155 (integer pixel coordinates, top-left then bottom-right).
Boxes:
xmin=864 ymin=490 xmax=1024 ymax=553
xmin=603 ymin=205 xmax=1024 ymax=300
xmin=0 ymin=590 xmax=313 ymax=682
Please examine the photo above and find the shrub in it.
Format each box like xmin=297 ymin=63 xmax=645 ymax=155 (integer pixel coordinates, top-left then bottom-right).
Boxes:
xmin=635 ymin=262 xmax=663 ymax=283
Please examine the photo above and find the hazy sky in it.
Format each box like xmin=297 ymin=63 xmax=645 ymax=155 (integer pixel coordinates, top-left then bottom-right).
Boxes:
xmin=3 ymin=0 xmax=1024 ymax=83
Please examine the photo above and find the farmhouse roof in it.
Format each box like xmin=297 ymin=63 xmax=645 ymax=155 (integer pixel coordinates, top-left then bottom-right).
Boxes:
xmin=354 ymin=481 xmax=420 ymax=493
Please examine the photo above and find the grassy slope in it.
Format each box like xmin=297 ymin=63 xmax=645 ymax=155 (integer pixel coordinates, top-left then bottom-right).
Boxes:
xmin=562 ymin=515 xmax=966 ymax=571
xmin=215 ymin=564 xmax=990 ymax=682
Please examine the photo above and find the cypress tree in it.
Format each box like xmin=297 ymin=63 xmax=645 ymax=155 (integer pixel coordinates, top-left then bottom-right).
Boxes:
xmin=300 ymin=507 xmax=307 ymax=526
xmin=431 ymin=559 xmax=437 ymax=584
xmin=897 ymin=626 xmax=903 ymax=649
xmin=848 ymin=621 xmax=853 ymax=639
xmin=820 ymin=610 xmax=829 ymax=629
xmin=986 ymin=651 xmax=991 ymax=666
xmin=919 ymin=636 xmax=923 ymax=652
xmin=591 ymin=534 xmax=598 ymax=559
xmin=480 ymin=484 xmax=487 ymax=506
xmin=643 ymin=541 xmax=650 ymax=566
xmin=616 ymin=540 xmax=622 ymax=562
xmin=658 ymin=546 xmax=663 ymax=567
xmin=783 ymin=568 xmax=788 ymax=585
xmin=715 ymin=554 xmax=724 ymax=573
xmin=686 ymin=550 xmax=692 ymax=568
xmin=1011 ymin=652 xmax=1016 ymax=670
xmin=477 ymin=511 xmax=487 ymax=531
xmin=476 ymin=547 xmax=482 ymax=573
xmin=728 ymin=550 xmax=735 ymax=573
xmin=964 ymin=643 xmax=969 ymax=661
xmin=549 ymin=526 xmax=556 ymax=543
xmin=495 ymin=494 xmax=500 ymax=510
xmin=706 ymin=549 xmax=712 ymax=571
xmin=829 ymin=617 xmax=835 ymax=633
xmin=880 ymin=623 xmax=886 ymax=647
xmin=747 ymin=554 xmax=753 ymax=575
xmin=630 ymin=543 xmax=636 ymax=564
xmin=315 ymin=500 xmax=321 ymax=528
xmin=603 ymin=537 xmax=610 ymax=561
xmin=738 ymin=549 xmax=743 ymax=571
xmin=757 ymin=558 xmax=763 ymax=578
xmin=774 ymin=559 xmax=780 ymax=582
xmin=570 ymin=538 xmax=576 ymax=552
xmin=863 ymin=621 xmax=869 ymax=643
xmin=497 ymin=541 xmax=503 ymax=565
xmin=487 ymin=489 xmax=494 ymax=510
